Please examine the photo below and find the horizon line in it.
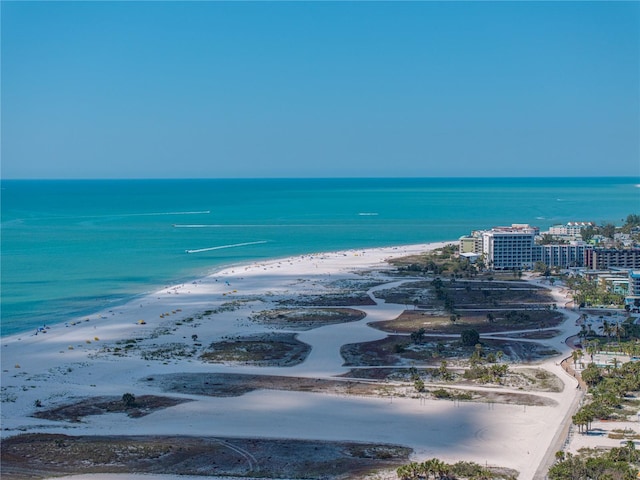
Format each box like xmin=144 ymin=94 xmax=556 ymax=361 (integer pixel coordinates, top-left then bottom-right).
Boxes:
xmin=2 ymin=175 xmax=640 ymax=182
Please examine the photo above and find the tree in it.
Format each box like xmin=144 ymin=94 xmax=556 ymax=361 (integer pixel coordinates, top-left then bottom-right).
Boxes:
xmin=581 ymin=363 xmax=602 ymax=386
xmin=438 ymin=360 xmax=450 ymax=380
xmin=622 ymin=214 xmax=640 ymax=233
xmin=539 ymin=233 xmax=556 ymax=245
xmin=461 ymin=329 xmax=480 ymax=347
xmin=614 ymin=322 xmax=626 ymax=344
xmin=410 ymin=328 xmax=426 ymax=344
xmin=122 ymin=392 xmax=136 ymax=408
xmin=534 ymin=261 xmax=548 ymax=273
xmin=600 ymin=223 xmax=616 ymax=240
xmin=581 ymin=225 xmax=595 ymax=242
xmin=571 ymin=350 xmax=580 ymax=367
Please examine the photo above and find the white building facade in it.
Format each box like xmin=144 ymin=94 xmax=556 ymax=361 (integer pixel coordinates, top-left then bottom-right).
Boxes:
xmin=482 ymin=226 xmax=536 ymax=270
xmin=532 ymin=243 xmax=589 ymax=268
xmin=548 ymin=222 xmax=594 ymax=237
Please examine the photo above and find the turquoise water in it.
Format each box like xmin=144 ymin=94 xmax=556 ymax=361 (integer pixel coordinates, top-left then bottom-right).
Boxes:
xmin=1 ymin=177 xmax=638 ymax=336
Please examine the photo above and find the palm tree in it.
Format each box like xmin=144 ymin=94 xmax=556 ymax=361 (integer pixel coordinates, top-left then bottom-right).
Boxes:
xmin=585 ymin=340 xmax=598 ymax=361
xmin=614 ymin=322 xmax=625 ymax=347
xmin=579 ymin=324 xmax=588 ymax=342
xmin=431 ymin=458 xmax=448 ymax=479
xmin=602 ymin=319 xmax=611 ymax=339
xmin=576 ymin=349 xmax=583 ymax=368
xmin=612 ymin=357 xmax=620 ymax=371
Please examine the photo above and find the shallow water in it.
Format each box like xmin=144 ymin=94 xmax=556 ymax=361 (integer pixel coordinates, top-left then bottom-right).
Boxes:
xmin=2 ymin=177 xmax=638 ymax=335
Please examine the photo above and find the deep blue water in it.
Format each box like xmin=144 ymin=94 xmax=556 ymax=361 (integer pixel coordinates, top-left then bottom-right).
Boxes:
xmin=1 ymin=177 xmax=638 ymax=336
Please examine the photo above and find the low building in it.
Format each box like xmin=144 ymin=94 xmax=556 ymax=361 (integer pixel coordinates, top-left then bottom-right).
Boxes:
xmin=460 ymin=252 xmax=481 ymax=263
xmin=459 ymin=232 xmax=483 ymax=255
xmin=548 ymin=222 xmax=594 ymax=237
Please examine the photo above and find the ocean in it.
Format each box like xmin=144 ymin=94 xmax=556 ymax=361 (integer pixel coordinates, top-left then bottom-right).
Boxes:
xmin=1 ymin=177 xmax=638 ymax=336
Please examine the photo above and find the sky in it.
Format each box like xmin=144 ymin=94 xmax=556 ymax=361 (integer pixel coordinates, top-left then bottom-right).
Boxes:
xmin=1 ymin=1 xmax=639 ymax=179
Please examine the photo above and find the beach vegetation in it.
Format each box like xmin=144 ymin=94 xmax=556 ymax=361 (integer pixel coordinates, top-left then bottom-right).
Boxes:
xmin=463 ymin=364 xmax=509 ymax=384
xmin=410 ymin=328 xmax=426 ymax=344
xmin=390 ymin=245 xmax=482 ymax=278
xmin=565 ymin=275 xmax=625 ymax=308
xmin=200 ymin=333 xmax=311 ymax=367
xmin=394 ymin=343 xmax=406 ymax=353
xmin=396 ymin=457 xmax=515 ymax=480
xmin=460 ymin=329 xmax=480 ymax=347
xmin=122 ymin=393 xmax=136 ymax=408
xmin=141 ymin=343 xmax=197 ymax=361
xmin=434 ymin=360 xmax=453 ymax=381
xmin=573 ymin=358 xmax=640 ymax=435
xmin=549 ymin=445 xmax=639 ymax=480
xmin=251 ymin=307 xmax=366 ymax=330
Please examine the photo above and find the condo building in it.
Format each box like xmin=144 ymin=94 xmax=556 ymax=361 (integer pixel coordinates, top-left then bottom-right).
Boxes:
xmin=625 ymin=271 xmax=640 ymax=312
xmin=459 ymin=224 xmax=638 ymax=272
xmin=548 ymin=222 xmax=594 ymax=237
xmin=533 ymin=243 xmax=588 ymax=268
xmin=629 ymin=271 xmax=640 ymax=297
xmin=481 ymin=225 xmax=537 ymax=271
xmin=585 ymin=248 xmax=640 ymax=270
xmin=458 ymin=231 xmax=483 ymax=255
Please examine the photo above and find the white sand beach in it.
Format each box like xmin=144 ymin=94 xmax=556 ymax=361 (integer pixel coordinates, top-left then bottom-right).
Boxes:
xmin=1 ymin=242 xmax=585 ymax=480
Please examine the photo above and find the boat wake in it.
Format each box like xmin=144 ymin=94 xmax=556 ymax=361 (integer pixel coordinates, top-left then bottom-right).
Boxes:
xmin=185 ymin=240 xmax=268 ymax=254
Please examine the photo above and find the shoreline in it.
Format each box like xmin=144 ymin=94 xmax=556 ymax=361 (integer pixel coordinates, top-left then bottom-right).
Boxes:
xmin=1 ymin=240 xmax=584 ymax=480
xmin=0 ymin=242 xmax=452 ymax=340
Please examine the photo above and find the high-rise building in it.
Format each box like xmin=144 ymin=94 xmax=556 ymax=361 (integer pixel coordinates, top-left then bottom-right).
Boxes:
xmin=482 ymin=225 xmax=536 ymax=270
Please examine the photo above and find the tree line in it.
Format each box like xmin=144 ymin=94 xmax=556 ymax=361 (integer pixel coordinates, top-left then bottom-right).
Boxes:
xmin=397 ymin=458 xmax=515 ymax=480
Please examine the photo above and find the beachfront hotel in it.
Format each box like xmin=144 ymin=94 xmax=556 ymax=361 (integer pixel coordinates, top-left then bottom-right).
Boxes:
xmin=458 ymin=222 xmax=596 ymax=270
xmin=460 ymin=223 xmax=640 ymax=309
xmin=481 ymin=225 xmax=538 ymax=271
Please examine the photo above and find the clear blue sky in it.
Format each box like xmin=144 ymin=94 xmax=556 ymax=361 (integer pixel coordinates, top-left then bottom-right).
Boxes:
xmin=2 ymin=1 xmax=639 ymax=179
